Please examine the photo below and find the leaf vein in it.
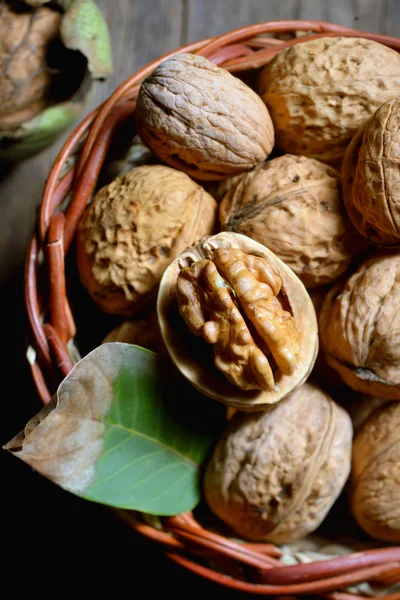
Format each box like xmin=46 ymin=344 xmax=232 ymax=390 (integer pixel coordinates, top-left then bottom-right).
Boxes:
xmin=107 ymin=423 xmax=198 ymax=468
xmin=114 ymin=461 xmax=186 ymax=499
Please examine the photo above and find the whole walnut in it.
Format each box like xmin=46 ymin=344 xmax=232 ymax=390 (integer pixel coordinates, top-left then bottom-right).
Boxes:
xmin=102 ymin=311 xmax=166 ymax=355
xmin=136 ymin=53 xmax=274 ymax=180
xmin=219 ymin=155 xmax=365 ymax=287
xmin=258 ymin=37 xmax=400 ymax=164
xmin=157 ymin=231 xmax=318 ymax=411
xmin=319 ymin=253 xmax=400 ymax=399
xmin=204 ymin=382 xmax=353 ymax=543
xmin=76 ymin=164 xmax=217 ymax=316
xmin=351 ymin=401 xmax=400 ymax=542
xmin=0 ymin=3 xmax=61 ymax=129
xmin=342 ymin=98 xmax=400 ymax=247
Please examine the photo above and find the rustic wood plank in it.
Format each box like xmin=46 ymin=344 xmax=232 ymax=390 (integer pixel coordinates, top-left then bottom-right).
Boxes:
xmin=296 ymin=0 xmax=327 ymax=22
xmin=325 ymin=0 xmax=354 ymax=28
xmin=352 ymin=0 xmax=384 ymax=33
xmin=185 ymin=0 xmax=298 ymax=43
xmin=297 ymin=0 xmax=386 ymax=33
xmin=383 ymin=0 xmax=400 ymax=36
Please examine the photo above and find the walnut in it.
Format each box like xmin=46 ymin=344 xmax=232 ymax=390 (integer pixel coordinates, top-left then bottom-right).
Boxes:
xmin=219 ymin=155 xmax=366 ymax=288
xmin=258 ymin=37 xmax=400 ymax=164
xmin=157 ymin=231 xmax=318 ymax=411
xmin=0 ymin=3 xmax=61 ymax=129
xmin=342 ymin=98 xmax=400 ymax=247
xmin=76 ymin=164 xmax=217 ymax=316
xmin=204 ymin=382 xmax=353 ymax=543
xmin=351 ymin=401 xmax=400 ymax=542
xmin=136 ymin=53 xmax=274 ymax=181
xmin=102 ymin=311 xmax=166 ymax=355
xmin=319 ymin=252 xmax=400 ymax=399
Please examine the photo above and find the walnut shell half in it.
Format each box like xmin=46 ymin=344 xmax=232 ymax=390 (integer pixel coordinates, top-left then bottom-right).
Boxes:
xmin=136 ymin=53 xmax=274 ymax=181
xmin=204 ymin=382 xmax=353 ymax=543
xmin=351 ymin=401 xmax=400 ymax=542
xmin=342 ymin=98 xmax=400 ymax=247
xmin=319 ymin=252 xmax=400 ymax=399
xmin=157 ymin=232 xmax=318 ymax=410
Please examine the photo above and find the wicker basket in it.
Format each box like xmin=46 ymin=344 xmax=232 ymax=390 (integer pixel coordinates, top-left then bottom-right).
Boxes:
xmin=25 ymin=20 xmax=400 ymax=599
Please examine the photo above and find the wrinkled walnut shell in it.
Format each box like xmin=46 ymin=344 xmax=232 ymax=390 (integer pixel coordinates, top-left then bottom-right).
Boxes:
xmin=342 ymin=98 xmax=400 ymax=247
xmin=136 ymin=53 xmax=274 ymax=180
xmin=76 ymin=164 xmax=217 ymax=316
xmin=351 ymin=401 xmax=400 ymax=542
xmin=319 ymin=252 xmax=400 ymax=399
xmin=157 ymin=232 xmax=318 ymax=410
xmin=204 ymin=382 xmax=353 ymax=543
xmin=258 ymin=37 xmax=400 ymax=164
xmin=219 ymin=154 xmax=365 ymax=287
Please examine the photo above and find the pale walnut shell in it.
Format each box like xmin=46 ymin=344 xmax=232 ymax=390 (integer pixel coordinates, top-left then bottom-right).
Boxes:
xmin=102 ymin=311 xmax=166 ymax=355
xmin=258 ymin=37 xmax=400 ymax=164
xmin=319 ymin=253 xmax=400 ymax=399
xmin=342 ymin=98 xmax=400 ymax=247
xmin=219 ymin=154 xmax=365 ymax=288
xmin=157 ymin=231 xmax=318 ymax=411
xmin=204 ymin=382 xmax=353 ymax=543
xmin=136 ymin=53 xmax=274 ymax=181
xmin=0 ymin=4 xmax=61 ymax=129
xmin=351 ymin=401 xmax=400 ymax=542
xmin=76 ymin=164 xmax=217 ymax=316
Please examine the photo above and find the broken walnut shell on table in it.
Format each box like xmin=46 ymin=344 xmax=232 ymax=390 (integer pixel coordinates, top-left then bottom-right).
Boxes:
xmin=204 ymin=382 xmax=353 ymax=543
xmin=157 ymin=232 xmax=318 ymax=411
xmin=136 ymin=53 xmax=274 ymax=181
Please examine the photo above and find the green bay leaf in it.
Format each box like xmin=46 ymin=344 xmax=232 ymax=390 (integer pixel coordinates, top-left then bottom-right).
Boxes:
xmin=4 ymin=343 xmax=225 ymax=516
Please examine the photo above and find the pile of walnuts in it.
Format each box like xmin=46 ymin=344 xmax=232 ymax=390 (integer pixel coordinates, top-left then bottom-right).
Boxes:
xmin=76 ymin=37 xmax=400 ymax=545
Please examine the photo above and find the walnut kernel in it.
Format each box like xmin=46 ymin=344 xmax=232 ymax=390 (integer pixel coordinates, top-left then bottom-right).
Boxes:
xmin=157 ymin=232 xmax=318 ymax=410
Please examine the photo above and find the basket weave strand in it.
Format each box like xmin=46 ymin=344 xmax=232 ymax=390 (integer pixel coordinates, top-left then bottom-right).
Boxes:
xmin=24 ymin=20 xmax=400 ymax=597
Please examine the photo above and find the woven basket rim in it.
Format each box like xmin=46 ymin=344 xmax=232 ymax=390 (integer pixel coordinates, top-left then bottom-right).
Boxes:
xmin=24 ymin=19 xmax=400 ymax=598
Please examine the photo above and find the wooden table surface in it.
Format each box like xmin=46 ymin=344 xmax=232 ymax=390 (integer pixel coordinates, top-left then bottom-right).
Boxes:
xmin=2 ymin=1 xmax=399 ymax=598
